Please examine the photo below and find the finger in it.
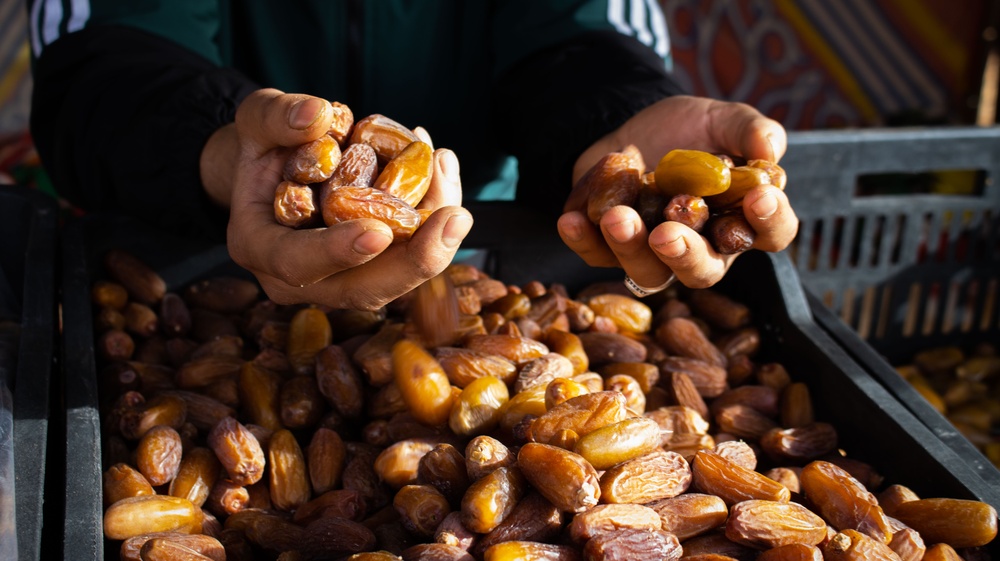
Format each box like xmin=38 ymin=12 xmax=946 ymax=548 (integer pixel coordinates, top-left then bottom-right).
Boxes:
xmin=648 ymin=221 xmax=735 ymax=288
xmin=234 ymin=88 xmax=334 ymax=157
xmin=228 ymin=215 xmax=394 ymax=290
xmin=314 ymin=207 xmax=474 ymax=310
xmin=708 ymin=101 xmax=787 ymax=162
xmin=743 ymin=185 xmax=800 ymax=252
xmin=418 ymin=149 xmax=462 ymax=210
xmin=557 ymin=211 xmax=618 ymax=267
xmin=598 ymin=206 xmax=673 ymax=287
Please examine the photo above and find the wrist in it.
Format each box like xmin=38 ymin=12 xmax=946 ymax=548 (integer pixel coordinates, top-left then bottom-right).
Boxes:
xmin=200 ymin=123 xmax=239 ymax=208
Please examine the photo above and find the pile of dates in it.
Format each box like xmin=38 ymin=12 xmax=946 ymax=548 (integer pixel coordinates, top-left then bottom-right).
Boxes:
xmin=93 ymin=249 xmax=997 ymax=561
xmin=895 ymin=344 xmax=1000 ymax=469
xmin=577 ymin=146 xmax=787 ymax=255
xmin=272 ymin=103 xmax=436 ymax=242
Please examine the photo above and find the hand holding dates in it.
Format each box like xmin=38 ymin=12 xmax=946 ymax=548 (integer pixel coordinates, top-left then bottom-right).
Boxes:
xmin=559 ymin=95 xmax=798 ymax=291
xmin=214 ymin=88 xmax=472 ymax=311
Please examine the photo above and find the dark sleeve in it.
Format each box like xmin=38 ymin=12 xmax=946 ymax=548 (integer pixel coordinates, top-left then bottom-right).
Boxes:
xmin=491 ymin=29 xmax=686 ymax=214
xmin=29 ymin=25 xmax=259 ymax=241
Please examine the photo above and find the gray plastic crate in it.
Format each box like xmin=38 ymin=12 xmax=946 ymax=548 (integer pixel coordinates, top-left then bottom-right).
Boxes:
xmin=780 ymin=126 xmax=1000 ymax=491
xmin=781 ymin=126 xmax=1000 ymax=360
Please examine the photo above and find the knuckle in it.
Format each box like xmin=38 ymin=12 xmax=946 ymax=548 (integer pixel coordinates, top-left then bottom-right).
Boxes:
xmin=341 ymin=289 xmax=391 ymax=312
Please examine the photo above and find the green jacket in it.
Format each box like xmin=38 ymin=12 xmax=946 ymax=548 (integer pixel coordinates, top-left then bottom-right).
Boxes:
xmin=29 ymin=0 xmax=681 ymax=239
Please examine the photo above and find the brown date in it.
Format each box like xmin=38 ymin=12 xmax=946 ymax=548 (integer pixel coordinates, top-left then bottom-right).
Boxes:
xmin=579 ymin=148 xmax=643 ymax=226
xmin=135 ymin=425 xmax=183 ymax=487
xmin=207 ymin=416 xmax=265 ymax=486
xmin=316 ymin=344 xmax=366 ymax=419
xmin=704 ymin=164 xmax=772 ymax=209
xmin=568 ymin=503 xmax=661 ymax=543
xmin=891 ymin=497 xmax=998 ymax=548
xmin=582 ymin=527 xmax=682 ymax=561
xmin=654 ymin=149 xmax=731 ymax=198
xmin=322 ymin=185 xmax=422 ymax=241
xmin=484 ymin=541 xmax=580 ymax=561
xmin=392 ymin=338 xmax=455 ymax=427
xmin=573 ymin=416 xmax=661 ymax=470
xmin=268 ymin=429 xmax=311 ymax=511
xmin=692 ymin=449 xmax=790 ymax=506
xmin=599 ymin=448 xmax=692 ymax=504
xmin=664 ymin=193 xmax=710 ymax=232
xmin=724 ymin=499 xmax=827 ymax=548
xmin=373 ymin=140 xmax=434 ymax=207
xmin=104 ymin=463 xmax=155 ymax=507
xmin=104 ymin=495 xmax=203 ymax=540
xmin=168 ymin=447 xmax=220 ymax=508
xmin=460 ymin=466 xmax=527 ymax=533
xmin=120 ymin=532 xmax=226 ymax=561
xmin=517 ymin=443 xmax=600 ymax=513
xmin=822 ymin=529 xmax=900 ymax=561
xmin=274 ymin=181 xmax=319 ymax=229
xmin=284 ymin=133 xmax=341 ymax=184
xmin=104 ymin=249 xmax=167 ymax=305
xmin=647 ymin=492 xmax=727 ymax=541
xmin=350 ymin=113 xmax=421 ymax=166
xmin=473 ymin=493 xmax=563 ymax=557
xmin=705 ymin=212 xmax=756 ymax=255
xmin=800 ymin=460 xmax=892 ymax=543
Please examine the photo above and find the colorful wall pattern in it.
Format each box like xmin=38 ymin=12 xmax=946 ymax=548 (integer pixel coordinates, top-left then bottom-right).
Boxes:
xmin=662 ymin=0 xmax=990 ymax=130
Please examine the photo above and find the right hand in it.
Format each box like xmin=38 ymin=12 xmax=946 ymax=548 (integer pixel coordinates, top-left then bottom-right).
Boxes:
xmin=201 ymin=88 xmax=473 ymax=310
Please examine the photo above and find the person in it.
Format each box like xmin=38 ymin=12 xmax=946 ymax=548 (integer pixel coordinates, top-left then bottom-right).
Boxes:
xmin=27 ymin=0 xmax=796 ymax=310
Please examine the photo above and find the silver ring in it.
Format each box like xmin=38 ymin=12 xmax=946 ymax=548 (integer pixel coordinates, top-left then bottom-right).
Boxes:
xmin=624 ymin=273 xmax=676 ymax=298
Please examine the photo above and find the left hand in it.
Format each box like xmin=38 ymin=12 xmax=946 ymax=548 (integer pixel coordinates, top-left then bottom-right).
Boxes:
xmin=557 ymin=95 xmax=799 ymax=290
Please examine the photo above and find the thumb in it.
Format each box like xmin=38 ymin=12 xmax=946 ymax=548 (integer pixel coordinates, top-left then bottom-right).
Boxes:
xmin=234 ymin=88 xmax=334 ymax=157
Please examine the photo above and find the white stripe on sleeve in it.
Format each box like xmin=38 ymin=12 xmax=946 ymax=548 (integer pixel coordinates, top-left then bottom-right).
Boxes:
xmin=67 ymin=0 xmax=91 ymax=33
xmin=607 ymin=0 xmax=633 ymax=36
xmin=629 ymin=0 xmax=653 ymax=46
xmin=41 ymin=0 xmax=64 ymax=47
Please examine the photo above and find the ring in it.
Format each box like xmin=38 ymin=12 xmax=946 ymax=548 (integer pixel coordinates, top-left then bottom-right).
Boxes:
xmin=624 ymin=273 xmax=676 ymax=298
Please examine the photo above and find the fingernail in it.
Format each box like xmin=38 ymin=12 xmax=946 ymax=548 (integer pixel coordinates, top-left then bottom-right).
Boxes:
xmin=289 ymin=98 xmax=327 ymax=130
xmin=353 ymin=229 xmax=392 ymax=255
xmin=654 ymin=235 xmax=688 ymax=258
xmin=560 ymin=218 xmax=583 ymax=242
xmin=766 ymin=133 xmax=780 ymax=161
xmin=606 ymin=220 xmax=637 ymax=243
xmin=438 ymin=149 xmax=459 ymax=178
xmin=751 ymin=191 xmax=778 ymax=219
xmin=443 ymin=214 xmax=473 ymax=248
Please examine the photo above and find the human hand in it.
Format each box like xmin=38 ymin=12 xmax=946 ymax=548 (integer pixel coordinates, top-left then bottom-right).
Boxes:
xmin=558 ymin=95 xmax=798 ymax=292
xmin=205 ymin=88 xmax=473 ymax=310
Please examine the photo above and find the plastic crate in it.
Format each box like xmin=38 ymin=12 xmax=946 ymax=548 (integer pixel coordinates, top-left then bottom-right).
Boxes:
xmin=780 ymin=126 xmax=1000 ymax=491
xmin=0 ymin=185 xmax=58 ymax=561
xmin=62 ymin=210 xmax=998 ymax=558
xmin=781 ymin=126 xmax=1000 ymax=358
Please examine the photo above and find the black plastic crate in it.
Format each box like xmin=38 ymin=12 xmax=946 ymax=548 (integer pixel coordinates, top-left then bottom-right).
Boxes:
xmin=63 ymin=208 xmax=998 ymax=558
xmin=0 ymin=185 xmax=58 ymax=561
xmin=780 ymin=126 xmax=1000 ymax=492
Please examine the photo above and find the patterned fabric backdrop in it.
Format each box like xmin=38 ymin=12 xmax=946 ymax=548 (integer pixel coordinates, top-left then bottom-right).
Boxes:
xmin=662 ymin=0 xmax=990 ymax=130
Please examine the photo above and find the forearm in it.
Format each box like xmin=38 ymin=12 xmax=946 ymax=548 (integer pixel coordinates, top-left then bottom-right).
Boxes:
xmin=491 ymin=30 xmax=686 ymax=214
xmin=30 ymin=25 xmax=257 ymax=240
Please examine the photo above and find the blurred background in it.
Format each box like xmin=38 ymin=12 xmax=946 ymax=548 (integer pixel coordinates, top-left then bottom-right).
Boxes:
xmin=1 ymin=0 xmax=997 ymax=193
